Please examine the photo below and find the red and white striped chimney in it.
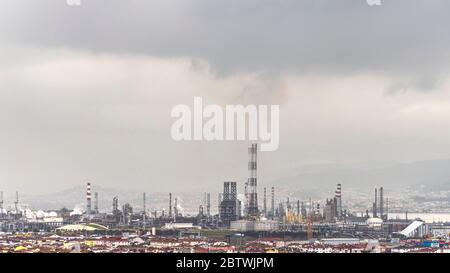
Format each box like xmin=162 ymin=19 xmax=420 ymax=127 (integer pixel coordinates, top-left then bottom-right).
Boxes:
xmin=86 ymin=182 xmax=92 ymax=216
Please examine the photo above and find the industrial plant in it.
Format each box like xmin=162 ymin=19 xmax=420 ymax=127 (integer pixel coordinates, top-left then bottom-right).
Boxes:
xmin=1 ymin=143 xmax=450 ymax=253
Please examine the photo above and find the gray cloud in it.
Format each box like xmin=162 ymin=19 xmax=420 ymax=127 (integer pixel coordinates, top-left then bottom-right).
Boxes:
xmin=1 ymin=0 xmax=450 ymax=80
xmin=386 ymin=75 xmax=445 ymax=95
xmin=2 ymin=1 xmax=450 ymax=195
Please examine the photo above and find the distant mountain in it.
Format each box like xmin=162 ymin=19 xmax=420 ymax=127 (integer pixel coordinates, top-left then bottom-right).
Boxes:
xmin=17 ymin=185 xmax=145 ymax=211
xmin=9 ymin=159 xmax=450 ymax=211
xmin=16 ymin=185 xmax=202 ymax=214
xmin=269 ymin=159 xmax=450 ymax=192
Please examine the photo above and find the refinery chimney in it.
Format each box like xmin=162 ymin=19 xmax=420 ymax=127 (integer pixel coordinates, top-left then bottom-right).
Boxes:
xmin=263 ymin=187 xmax=267 ymax=217
xmin=14 ymin=191 xmax=19 ymax=214
xmin=206 ymin=193 xmax=211 ymax=217
xmin=373 ymin=187 xmax=378 ymax=218
xmin=271 ymin=187 xmax=275 ymax=218
xmin=174 ymin=197 xmax=178 ymax=222
xmin=94 ymin=192 xmax=99 ymax=214
xmin=143 ymin=192 xmax=147 ymax=229
xmin=86 ymin=183 xmax=92 ymax=217
xmin=113 ymin=196 xmax=119 ymax=213
xmin=335 ymin=183 xmax=342 ymax=218
xmin=245 ymin=143 xmax=258 ymax=217
xmin=218 ymin=193 xmax=223 ymax=219
xmin=379 ymin=187 xmax=384 ymax=219
xmin=143 ymin=192 xmax=146 ymax=214
xmin=169 ymin=193 xmax=172 ymax=218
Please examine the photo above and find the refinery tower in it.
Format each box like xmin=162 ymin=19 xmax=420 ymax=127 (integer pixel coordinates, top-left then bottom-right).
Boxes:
xmin=86 ymin=182 xmax=92 ymax=217
xmin=245 ymin=143 xmax=259 ymax=217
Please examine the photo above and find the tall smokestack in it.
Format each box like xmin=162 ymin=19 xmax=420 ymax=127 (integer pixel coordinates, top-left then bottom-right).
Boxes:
xmin=94 ymin=192 xmax=99 ymax=214
xmin=15 ymin=191 xmax=19 ymax=213
xmin=204 ymin=192 xmax=207 ymax=213
xmin=174 ymin=197 xmax=178 ymax=221
xmin=143 ymin=192 xmax=146 ymax=213
xmin=263 ymin=187 xmax=267 ymax=217
xmin=245 ymin=143 xmax=258 ymax=217
xmin=218 ymin=193 xmax=223 ymax=218
xmin=113 ymin=196 xmax=119 ymax=214
xmin=335 ymin=183 xmax=342 ymax=218
xmin=379 ymin=187 xmax=384 ymax=219
xmin=206 ymin=193 xmax=211 ymax=217
xmin=373 ymin=187 xmax=378 ymax=218
xmin=271 ymin=187 xmax=275 ymax=218
xmin=86 ymin=183 xmax=92 ymax=217
xmin=143 ymin=192 xmax=146 ymax=229
xmin=169 ymin=193 xmax=172 ymax=218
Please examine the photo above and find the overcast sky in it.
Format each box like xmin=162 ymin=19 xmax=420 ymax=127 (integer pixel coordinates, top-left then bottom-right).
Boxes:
xmin=2 ymin=0 xmax=450 ymax=194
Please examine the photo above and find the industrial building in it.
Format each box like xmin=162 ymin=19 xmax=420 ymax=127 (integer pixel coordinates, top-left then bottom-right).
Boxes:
xmin=372 ymin=186 xmax=388 ymax=220
xmin=56 ymin=223 xmax=108 ymax=232
xmin=2 ymin=142 xmax=448 ymax=252
xmin=230 ymin=219 xmax=279 ymax=232
xmin=219 ymin=182 xmax=241 ymax=227
xmin=398 ymin=220 xmax=428 ymax=238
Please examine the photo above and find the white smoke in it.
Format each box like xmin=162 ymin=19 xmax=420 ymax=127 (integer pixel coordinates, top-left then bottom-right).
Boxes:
xmin=70 ymin=203 xmax=84 ymax=216
xmin=175 ymin=197 xmax=185 ymax=217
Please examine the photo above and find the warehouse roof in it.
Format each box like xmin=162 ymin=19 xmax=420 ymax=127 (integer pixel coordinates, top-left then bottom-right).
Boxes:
xmin=56 ymin=223 xmax=108 ymax=231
